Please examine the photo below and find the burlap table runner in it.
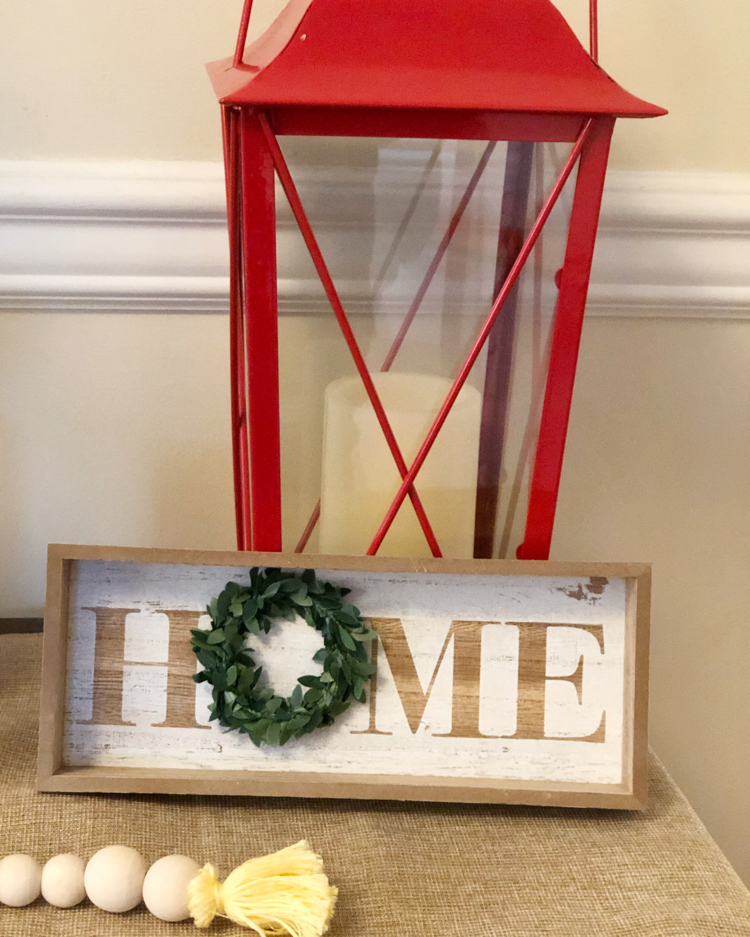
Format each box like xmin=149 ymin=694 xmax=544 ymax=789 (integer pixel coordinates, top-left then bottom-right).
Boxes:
xmin=1 ymin=633 xmax=749 ymax=936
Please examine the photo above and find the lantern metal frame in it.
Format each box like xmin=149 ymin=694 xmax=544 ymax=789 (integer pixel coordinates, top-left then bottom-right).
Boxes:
xmin=210 ymin=0 xmax=665 ymax=561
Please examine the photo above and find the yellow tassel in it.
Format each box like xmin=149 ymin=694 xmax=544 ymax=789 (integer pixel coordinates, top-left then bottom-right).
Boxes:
xmin=188 ymin=840 xmax=337 ymax=937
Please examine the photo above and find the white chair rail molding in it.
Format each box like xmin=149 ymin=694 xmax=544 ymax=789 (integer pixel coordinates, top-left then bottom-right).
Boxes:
xmin=0 ymin=159 xmax=748 ymax=318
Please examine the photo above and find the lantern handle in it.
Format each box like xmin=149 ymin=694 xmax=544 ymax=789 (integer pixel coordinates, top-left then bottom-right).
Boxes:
xmin=589 ymin=0 xmax=598 ymax=62
xmin=233 ymin=0 xmax=255 ymax=68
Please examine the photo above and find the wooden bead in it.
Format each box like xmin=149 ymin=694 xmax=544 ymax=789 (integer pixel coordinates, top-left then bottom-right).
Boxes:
xmin=0 ymin=854 xmax=42 ymax=907
xmin=41 ymin=854 xmax=86 ymax=908
xmin=142 ymin=855 xmax=201 ymax=922
xmin=84 ymin=845 xmax=147 ymax=913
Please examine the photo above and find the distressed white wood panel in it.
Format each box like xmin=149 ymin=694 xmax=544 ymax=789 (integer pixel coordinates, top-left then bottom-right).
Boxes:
xmin=64 ymin=560 xmax=627 ymax=786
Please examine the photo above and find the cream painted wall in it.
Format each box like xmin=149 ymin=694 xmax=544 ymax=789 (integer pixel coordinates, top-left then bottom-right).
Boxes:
xmin=0 ymin=312 xmax=237 ymax=604
xmin=554 ymin=0 xmax=750 ymax=171
xmin=0 ymin=0 xmax=283 ymax=162
xmin=553 ymin=316 xmax=750 ymax=887
xmin=1 ymin=0 xmax=749 ymax=171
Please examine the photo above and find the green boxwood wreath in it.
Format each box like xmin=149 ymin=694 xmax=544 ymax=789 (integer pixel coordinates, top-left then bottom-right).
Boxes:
xmin=191 ymin=567 xmax=378 ymax=747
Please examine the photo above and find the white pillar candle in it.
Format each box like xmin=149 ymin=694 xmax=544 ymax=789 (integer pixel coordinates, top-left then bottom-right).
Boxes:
xmin=319 ymin=372 xmax=481 ymax=557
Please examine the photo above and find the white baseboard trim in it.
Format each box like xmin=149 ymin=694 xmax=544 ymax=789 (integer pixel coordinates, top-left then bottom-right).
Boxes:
xmin=1 ymin=159 xmax=748 ymax=318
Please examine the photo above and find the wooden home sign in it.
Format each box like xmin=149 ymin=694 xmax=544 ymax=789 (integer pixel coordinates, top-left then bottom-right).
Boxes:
xmin=39 ymin=545 xmax=650 ymax=809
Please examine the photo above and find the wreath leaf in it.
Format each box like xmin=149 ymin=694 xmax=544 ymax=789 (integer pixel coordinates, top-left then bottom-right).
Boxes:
xmin=191 ymin=567 xmax=375 ymax=747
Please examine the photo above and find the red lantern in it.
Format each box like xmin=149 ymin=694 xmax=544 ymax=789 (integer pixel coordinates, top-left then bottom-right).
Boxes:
xmin=208 ymin=0 xmax=664 ymax=561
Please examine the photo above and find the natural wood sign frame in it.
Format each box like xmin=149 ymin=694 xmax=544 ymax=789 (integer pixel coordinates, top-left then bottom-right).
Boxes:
xmin=39 ymin=544 xmax=650 ymax=809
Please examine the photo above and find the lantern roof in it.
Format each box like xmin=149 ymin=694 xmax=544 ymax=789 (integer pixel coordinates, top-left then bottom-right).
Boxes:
xmin=208 ymin=0 xmax=665 ymax=118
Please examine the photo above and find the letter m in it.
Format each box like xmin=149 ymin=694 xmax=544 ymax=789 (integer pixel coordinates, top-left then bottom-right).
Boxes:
xmin=365 ymin=617 xmax=486 ymax=738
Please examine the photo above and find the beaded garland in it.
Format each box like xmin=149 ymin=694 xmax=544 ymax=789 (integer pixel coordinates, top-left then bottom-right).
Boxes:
xmin=0 ymin=841 xmax=337 ymax=935
xmin=191 ymin=567 xmax=378 ymax=746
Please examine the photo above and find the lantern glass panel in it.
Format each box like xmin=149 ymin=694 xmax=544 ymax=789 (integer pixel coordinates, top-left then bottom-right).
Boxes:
xmin=274 ymin=137 xmax=576 ymax=559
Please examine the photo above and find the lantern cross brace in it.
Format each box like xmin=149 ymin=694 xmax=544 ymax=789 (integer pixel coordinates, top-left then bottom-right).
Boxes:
xmin=258 ymin=113 xmax=444 ymax=557
xmin=258 ymin=114 xmax=592 ymax=557
xmin=294 ymin=138 xmax=497 ymax=553
xmin=366 ymin=119 xmax=593 ymax=556
xmin=380 ymin=140 xmax=497 ymax=373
